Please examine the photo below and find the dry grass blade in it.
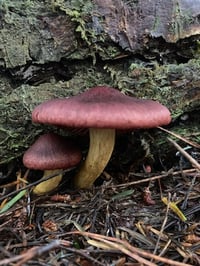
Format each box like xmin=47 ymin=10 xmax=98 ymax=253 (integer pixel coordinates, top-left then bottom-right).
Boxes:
xmin=117 ymin=227 xmax=154 ymax=247
xmin=162 ymin=196 xmax=187 ymax=221
xmin=69 ymin=231 xmax=193 ymax=266
xmin=88 ymin=237 xmax=157 ymax=266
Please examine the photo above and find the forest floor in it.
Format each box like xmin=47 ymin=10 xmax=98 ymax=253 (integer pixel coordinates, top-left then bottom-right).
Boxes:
xmin=0 ymin=127 xmax=200 ymax=266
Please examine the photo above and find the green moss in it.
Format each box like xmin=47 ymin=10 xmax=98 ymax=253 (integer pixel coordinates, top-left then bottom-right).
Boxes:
xmin=50 ymin=0 xmax=121 ymax=61
xmin=50 ymin=0 xmax=95 ymax=45
xmin=103 ymin=59 xmax=200 ymax=119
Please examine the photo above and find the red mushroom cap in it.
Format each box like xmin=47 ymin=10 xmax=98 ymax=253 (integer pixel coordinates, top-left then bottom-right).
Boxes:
xmin=23 ymin=133 xmax=82 ymax=170
xmin=32 ymin=86 xmax=171 ymax=129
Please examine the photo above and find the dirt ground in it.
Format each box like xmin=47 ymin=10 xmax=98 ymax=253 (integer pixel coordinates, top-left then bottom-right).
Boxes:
xmin=0 ymin=127 xmax=199 ymax=266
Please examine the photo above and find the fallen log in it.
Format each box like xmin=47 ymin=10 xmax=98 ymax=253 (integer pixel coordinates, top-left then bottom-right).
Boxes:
xmin=0 ymin=0 xmax=199 ymax=164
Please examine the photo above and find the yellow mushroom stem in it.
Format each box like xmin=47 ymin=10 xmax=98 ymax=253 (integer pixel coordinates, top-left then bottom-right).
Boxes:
xmin=74 ymin=128 xmax=115 ymax=188
xmin=33 ymin=169 xmax=63 ymax=195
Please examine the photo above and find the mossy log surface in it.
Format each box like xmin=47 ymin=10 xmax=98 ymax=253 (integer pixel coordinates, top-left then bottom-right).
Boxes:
xmin=0 ymin=0 xmax=200 ymax=164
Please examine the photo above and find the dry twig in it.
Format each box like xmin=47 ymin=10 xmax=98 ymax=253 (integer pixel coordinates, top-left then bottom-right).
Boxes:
xmin=68 ymin=231 xmax=193 ymax=266
xmin=0 ymin=240 xmax=70 ymax=266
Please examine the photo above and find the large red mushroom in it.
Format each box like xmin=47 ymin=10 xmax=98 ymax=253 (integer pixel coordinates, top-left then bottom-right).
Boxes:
xmin=23 ymin=133 xmax=82 ymax=194
xmin=32 ymin=86 xmax=171 ymax=189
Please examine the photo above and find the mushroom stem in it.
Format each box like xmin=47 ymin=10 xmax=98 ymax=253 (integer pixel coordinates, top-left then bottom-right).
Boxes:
xmin=74 ymin=128 xmax=115 ymax=188
xmin=33 ymin=169 xmax=62 ymax=195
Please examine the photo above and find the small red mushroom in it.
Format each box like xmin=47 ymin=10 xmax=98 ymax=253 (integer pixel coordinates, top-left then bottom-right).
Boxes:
xmin=23 ymin=133 xmax=82 ymax=194
xmin=32 ymin=86 xmax=171 ymax=189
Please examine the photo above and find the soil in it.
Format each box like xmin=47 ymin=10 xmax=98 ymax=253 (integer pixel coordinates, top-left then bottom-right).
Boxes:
xmin=0 ymin=129 xmax=199 ymax=266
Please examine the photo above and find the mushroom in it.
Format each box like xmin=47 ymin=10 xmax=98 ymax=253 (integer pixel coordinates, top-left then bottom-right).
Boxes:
xmin=23 ymin=133 xmax=82 ymax=194
xmin=32 ymin=86 xmax=171 ymax=189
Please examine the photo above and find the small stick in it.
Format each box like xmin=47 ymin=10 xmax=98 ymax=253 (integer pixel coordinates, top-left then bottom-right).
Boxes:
xmin=0 ymin=240 xmax=67 ymax=266
xmin=105 ymin=168 xmax=198 ymax=189
xmin=168 ymin=138 xmax=200 ymax=171
xmin=158 ymin=126 xmax=200 ymax=149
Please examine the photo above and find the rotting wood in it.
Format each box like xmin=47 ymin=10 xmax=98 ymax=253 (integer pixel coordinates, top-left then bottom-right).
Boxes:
xmin=0 ymin=0 xmax=199 ymax=164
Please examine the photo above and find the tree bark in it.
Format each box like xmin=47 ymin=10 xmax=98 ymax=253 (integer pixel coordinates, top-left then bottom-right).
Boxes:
xmin=0 ymin=0 xmax=200 ymax=164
